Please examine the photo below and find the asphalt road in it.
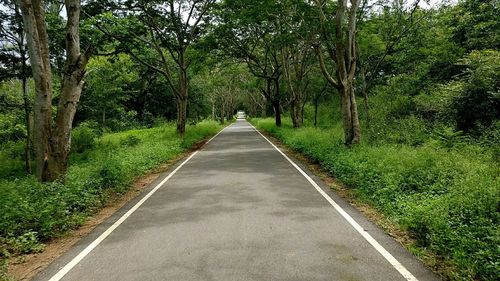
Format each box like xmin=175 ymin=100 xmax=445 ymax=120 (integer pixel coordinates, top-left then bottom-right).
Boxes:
xmin=35 ymin=120 xmax=440 ymax=281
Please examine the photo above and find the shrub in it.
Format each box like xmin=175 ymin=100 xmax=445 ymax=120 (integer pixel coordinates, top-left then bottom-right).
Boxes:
xmin=98 ymin=158 xmax=124 ymax=189
xmin=13 ymin=232 xmax=44 ymax=254
xmin=452 ymin=50 xmax=500 ymax=134
xmin=0 ymin=115 xmax=26 ymax=143
xmin=120 ymin=135 xmax=141 ymax=147
xmin=71 ymin=124 xmax=98 ymax=153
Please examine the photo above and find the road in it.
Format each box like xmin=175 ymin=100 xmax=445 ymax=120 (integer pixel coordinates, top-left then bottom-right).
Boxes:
xmin=35 ymin=120 xmax=439 ymax=281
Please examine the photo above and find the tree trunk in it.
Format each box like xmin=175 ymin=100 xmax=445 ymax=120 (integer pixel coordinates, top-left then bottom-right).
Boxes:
xmin=301 ymin=98 xmax=306 ymax=125
xmin=290 ymin=99 xmax=303 ymax=128
xmin=273 ymin=79 xmax=281 ymax=127
xmin=339 ymin=84 xmax=361 ymax=145
xmin=272 ymin=99 xmax=281 ymax=127
xmin=360 ymin=65 xmax=370 ymax=128
xmin=46 ymin=0 xmax=90 ymax=181
xmin=219 ymin=101 xmax=225 ymax=125
xmin=176 ymin=95 xmax=187 ymax=135
xmin=19 ymin=0 xmax=92 ymax=182
xmin=211 ymin=99 xmax=215 ymax=120
xmin=315 ymin=0 xmax=361 ymax=145
xmin=21 ymin=76 xmax=32 ymax=174
xmin=260 ymin=93 xmax=267 ymax=117
xmin=19 ymin=0 xmax=54 ymax=181
xmin=176 ymin=65 xmax=188 ymax=135
xmin=16 ymin=3 xmax=32 ymax=174
xmin=136 ymin=76 xmax=151 ymax=122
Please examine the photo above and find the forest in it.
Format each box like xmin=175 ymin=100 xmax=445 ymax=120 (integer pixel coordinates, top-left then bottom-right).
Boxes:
xmin=0 ymin=0 xmax=498 ymax=280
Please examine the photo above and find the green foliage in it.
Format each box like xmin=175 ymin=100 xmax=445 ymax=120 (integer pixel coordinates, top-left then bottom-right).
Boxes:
xmin=447 ymin=0 xmax=500 ymax=51
xmin=452 ymin=50 xmax=499 ymax=133
xmin=0 ymin=115 xmax=25 ymax=143
xmin=71 ymin=122 xmax=99 ymax=153
xmin=253 ymin=118 xmax=499 ymax=280
xmin=120 ymin=135 xmax=141 ymax=147
xmin=0 ymin=121 xmax=222 ymax=265
xmin=12 ymin=232 xmax=45 ymax=254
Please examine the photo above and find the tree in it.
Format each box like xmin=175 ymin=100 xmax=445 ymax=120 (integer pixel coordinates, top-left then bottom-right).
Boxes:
xmin=356 ymin=0 xmax=427 ymax=127
xmin=79 ymin=54 xmax=143 ymax=128
xmin=447 ymin=0 xmax=499 ymax=51
xmin=193 ymin=62 xmax=250 ymax=123
xmin=0 ymin=0 xmax=33 ymax=173
xmin=17 ymin=0 xmax=94 ymax=181
xmin=216 ymin=0 xmax=285 ymax=127
xmin=96 ymin=0 xmax=216 ymax=135
xmin=280 ymin=0 xmax=316 ymax=128
xmin=315 ymin=0 xmax=362 ymax=145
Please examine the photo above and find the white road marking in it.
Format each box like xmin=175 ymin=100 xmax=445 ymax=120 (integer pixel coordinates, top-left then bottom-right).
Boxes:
xmin=47 ymin=125 xmax=230 ymax=281
xmin=249 ymin=122 xmax=419 ymax=281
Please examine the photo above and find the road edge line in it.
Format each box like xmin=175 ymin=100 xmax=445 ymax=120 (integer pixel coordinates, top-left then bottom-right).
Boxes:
xmin=249 ymin=122 xmax=419 ymax=281
xmin=47 ymin=124 xmax=231 ymax=281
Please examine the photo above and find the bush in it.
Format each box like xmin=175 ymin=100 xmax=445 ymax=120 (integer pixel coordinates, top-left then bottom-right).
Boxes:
xmin=120 ymin=135 xmax=141 ymax=147
xmin=71 ymin=123 xmax=98 ymax=153
xmin=0 ymin=115 xmax=26 ymax=143
xmin=98 ymin=158 xmax=123 ymax=189
xmin=452 ymin=50 xmax=499 ymax=134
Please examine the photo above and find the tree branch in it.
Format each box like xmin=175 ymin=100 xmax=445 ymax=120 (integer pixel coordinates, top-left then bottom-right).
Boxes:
xmin=314 ymin=45 xmax=339 ymax=88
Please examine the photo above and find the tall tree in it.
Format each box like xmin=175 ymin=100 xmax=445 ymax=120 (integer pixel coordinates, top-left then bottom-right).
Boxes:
xmin=280 ymin=0 xmax=316 ymax=128
xmin=216 ymin=0 xmax=285 ymax=127
xmin=315 ymin=0 xmax=362 ymax=145
xmin=0 ymin=0 xmax=32 ymax=173
xmin=357 ymin=0 xmax=426 ymax=126
xmin=97 ymin=0 xmax=215 ymax=135
xmin=17 ymin=0 xmax=94 ymax=181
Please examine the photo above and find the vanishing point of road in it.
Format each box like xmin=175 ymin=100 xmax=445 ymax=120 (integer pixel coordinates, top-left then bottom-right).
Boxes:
xmin=35 ymin=120 xmax=439 ymax=281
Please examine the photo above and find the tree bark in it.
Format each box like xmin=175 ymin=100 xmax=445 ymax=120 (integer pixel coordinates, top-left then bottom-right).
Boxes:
xmin=14 ymin=2 xmax=33 ymax=174
xmin=315 ymin=0 xmax=361 ymax=145
xmin=273 ymin=79 xmax=282 ymax=127
xmin=219 ymin=99 xmax=225 ymax=124
xmin=272 ymin=99 xmax=281 ymax=127
xmin=360 ymin=64 xmax=370 ymax=128
xmin=19 ymin=0 xmax=54 ymax=181
xmin=19 ymin=0 xmax=92 ymax=181
xmin=21 ymin=75 xmax=32 ymax=174
xmin=290 ymin=99 xmax=303 ymax=128
xmin=282 ymin=45 xmax=311 ymax=129
xmin=176 ymin=94 xmax=187 ymax=135
xmin=211 ymin=100 xmax=215 ymax=120
xmin=176 ymin=60 xmax=188 ymax=135
xmin=339 ymin=84 xmax=361 ymax=144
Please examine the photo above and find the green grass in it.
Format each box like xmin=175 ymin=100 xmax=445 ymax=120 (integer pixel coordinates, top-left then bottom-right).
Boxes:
xmin=0 ymin=120 xmax=222 ymax=274
xmin=251 ymin=117 xmax=499 ymax=281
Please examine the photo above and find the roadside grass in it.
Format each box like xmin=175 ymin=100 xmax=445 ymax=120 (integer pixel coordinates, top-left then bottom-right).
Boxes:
xmin=0 ymin=120 xmax=222 ymax=277
xmin=251 ymin=117 xmax=499 ymax=281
